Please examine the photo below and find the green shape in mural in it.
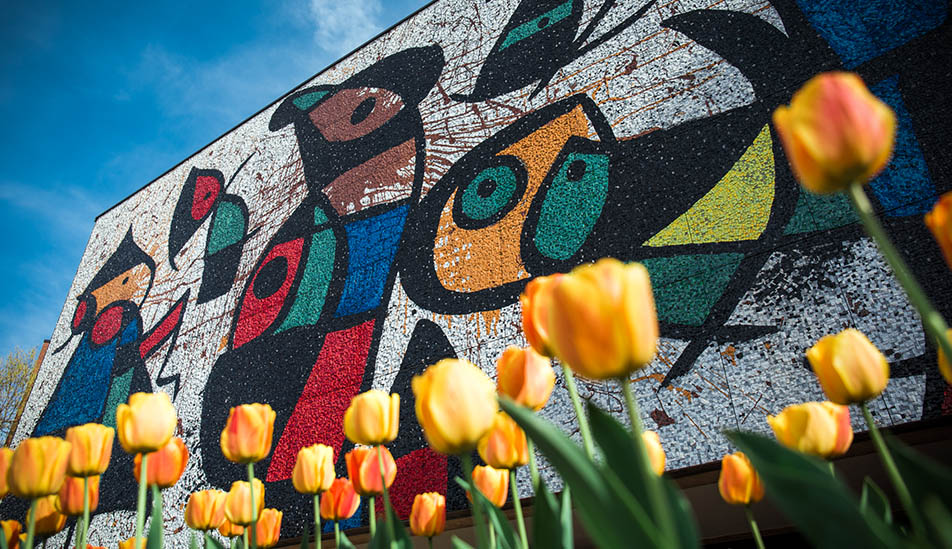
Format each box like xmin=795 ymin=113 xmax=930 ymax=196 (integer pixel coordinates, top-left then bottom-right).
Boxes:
xmin=277 ymin=228 xmax=336 ymax=333
xmin=784 ymin=189 xmax=858 ymax=235
xmin=101 ymin=368 xmax=133 ymax=428
xmin=500 ymin=0 xmax=573 ymax=51
xmin=534 ymin=152 xmax=609 ymax=260
xmin=642 ymin=253 xmax=744 ymax=327
xmin=207 ymin=201 xmax=247 ymax=255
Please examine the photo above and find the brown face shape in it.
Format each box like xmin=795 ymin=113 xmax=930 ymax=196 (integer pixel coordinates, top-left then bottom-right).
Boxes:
xmin=90 ymin=263 xmax=152 ymax=313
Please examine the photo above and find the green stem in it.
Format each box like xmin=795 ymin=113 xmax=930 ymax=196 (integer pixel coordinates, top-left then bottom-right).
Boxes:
xmin=136 ymin=453 xmax=149 ymax=549
xmin=243 ymin=529 xmax=249 ymax=549
xmin=510 ymin=470 xmax=529 ymax=549
xmin=230 ymin=536 xmax=236 ymax=549
xmin=746 ymin=507 xmax=765 ymax=549
xmin=24 ymin=498 xmax=37 ymax=549
xmin=247 ymin=462 xmax=258 ymax=549
xmin=427 ymin=537 xmax=433 ymax=549
xmin=204 ymin=530 xmax=210 ymax=549
xmin=81 ymin=475 xmax=90 ymax=549
xmin=861 ymin=402 xmax=926 ymax=538
xmin=376 ymin=446 xmax=396 ymax=542
xmin=461 ymin=453 xmax=488 ymax=549
xmin=152 ymin=485 xmax=164 ymax=549
xmin=847 ymin=183 xmax=952 ymax=361
xmin=560 ymin=364 xmax=595 ymax=460
xmin=827 ymin=461 xmax=836 ymax=478
xmin=368 ymin=496 xmax=376 ymax=538
xmin=526 ymin=439 xmax=540 ymax=490
xmin=314 ymin=493 xmax=322 ymax=549
xmin=489 ymin=523 xmax=496 ymax=549
xmin=334 ymin=521 xmax=340 ymax=548
xmin=621 ymin=378 xmax=675 ymax=546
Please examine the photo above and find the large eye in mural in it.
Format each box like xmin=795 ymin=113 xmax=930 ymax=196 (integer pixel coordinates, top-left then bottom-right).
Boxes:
xmin=453 ymin=156 xmax=527 ymax=229
xmin=232 ymin=239 xmax=305 ymax=349
xmin=498 ymin=0 xmax=574 ymax=51
xmin=308 ymin=88 xmax=405 ymax=142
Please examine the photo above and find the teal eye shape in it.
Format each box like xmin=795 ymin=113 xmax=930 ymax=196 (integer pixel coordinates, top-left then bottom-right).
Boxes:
xmin=292 ymin=91 xmax=329 ymax=111
xmin=499 ymin=0 xmax=574 ymax=51
xmin=455 ymin=156 xmax=527 ymax=229
xmin=534 ymin=151 xmax=609 ymax=260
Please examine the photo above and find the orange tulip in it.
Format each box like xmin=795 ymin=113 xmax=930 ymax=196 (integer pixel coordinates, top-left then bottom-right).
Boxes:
xmin=217 ymin=517 xmax=244 ymax=539
xmin=320 ymin=478 xmax=360 ymax=521
xmin=116 ymin=392 xmax=177 ymax=454
xmin=926 ymin=192 xmax=952 ymax=271
xmin=118 ymin=537 xmax=139 ymax=549
xmin=768 ymin=401 xmax=853 ymax=458
xmin=28 ymin=495 xmax=66 ymax=537
xmin=643 ymin=431 xmax=666 ymax=476
xmin=253 ymin=508 xmax=282 ymax=549
xmin=470 ymin=465 xmax=508 ymax=508
xmin=718 ymin=452 xmax=764 ymax=506
xmin=409 ymin=492 xmax=445 ymax=538
xmin=773 ymin=72 xmax=895 ymax=194
xmin=938 ymin=328 xmax=952 ymax=385
xmin=0 ymin=447 xmax=11 ymax=499
xmin=65 ymin=423 xmax=114 ymax=477
xmin=220 ymin=403 xmax=275 ymax=464
xmin=807 ymin=329 xmax=889 ymax=405
xmin=345 ymin=446 xmax=396 ymax=496
xmin=1 ymin=520 xmax=20 ymax=549
xmin=544 ymin=258 xmax=658 ymax=379
xmin=343 ymin=390 xmax=400 ymax=446
xmin=224 ymin=478 xmax=265 ymax=526
xmin=55 ymin=475 xmax=99 ymax=515
xmin=292 ymin=443 xmax=335 ymax=495
xmin=184 ymin=489 xmax=227 ymax=531
xmin=8 ymin=436 xmax=72 ymax=498
xmin=133 ymin=436 xmax=188 ymax=488
xmin=478 ymin=412 xmax=528 ymax=470
xmin=412 ymin=359 xmax=497 ymax=455
xmin=496 ymin=346 xmax=555 ymax=411
xmin=520 ymin=274 xmax=562 ymax=357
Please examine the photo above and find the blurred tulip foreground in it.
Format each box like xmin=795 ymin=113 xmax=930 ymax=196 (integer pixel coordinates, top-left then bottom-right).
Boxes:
xmin=4 ymin=72 xmax=952 ymax=549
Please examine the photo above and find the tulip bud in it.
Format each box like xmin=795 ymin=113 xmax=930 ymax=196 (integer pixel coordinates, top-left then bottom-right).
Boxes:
xmin=478 ymin=412 xmax=528 ymax=470
xmin=28 ymin=495 xmax=66 ymax=538
xmin=496 ymin=346 xmax=555 ymax=411
xmin=320 ymin=478 xmax=360 ymax=521
xmin=185 ymin=489 xmax=227 ymax=531
xmin=545 ymin=258 xmax=658 ymax=379
xmin=806 ymin=329 xmax=889 ymax=404
xmin=217 ymin=517 xmax=244 ymax=539
xmin=133 ymin=437 xmax=188 ymax=488
xmin=0 ymin=447 xmax=11 ymax=499
xmin=345 ymin=446 xmax=396 ymax=496
xmin=119 ymin=537 xmax=138 ymax=549
xmin=8 ymin=436 xmax=72 ymax=498
xmin=292 ymin=443 xmax=335 ymax=495
xmin=643 ymin=431 xmax=666 ymax=476
xmin=926 ymin=192 xmax=952 ymax=271
xmin=772 ymin=72 xmax=895 ymax=194
xmin=937 ymin=329 xmax=952 ymax=385
xmin=116 ymin=392 xmax=177 ymax=454
xmin=410 ymin=492 xmax=446 ymax=538
xmin=469 ymin=465 xmax=508 ymax=508
xmin=768 ymin=401 xmax=853 ymax=458
xmin=1 ymin=520 xmax=20 ymax=549
xmin=220 ymin=403 xmax=275 ymax=464
xmin=55 ymin=475 xmax=99 ymax=515
xmin=343 ymin=390 xmax=400 ymax=446
xmin=520 ymin=274 xmax=562 ymax=357
xmin=65 ymin=423 xmax=114 ymax=477
xmin=253 ymin=508 xmax=282 ymax=549
xmin=224 ymin=478 xmax=265 ymax=526
xmin=412 ymin=359 xmax=497 ymax=455
xmin=718 ymin=452 xmax=764 ymax=506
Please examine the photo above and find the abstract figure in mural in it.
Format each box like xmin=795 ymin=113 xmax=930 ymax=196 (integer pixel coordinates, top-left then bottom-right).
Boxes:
xmin=452 ymin=0 xmax=656 ymax=101
xmin=200 ymin=47 xmax=446 ymax=518
xmin=168 ymin=157 xmax=256 ymax=303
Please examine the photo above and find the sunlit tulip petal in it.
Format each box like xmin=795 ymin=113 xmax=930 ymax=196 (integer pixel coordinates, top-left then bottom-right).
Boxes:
xmin=65 ymin=423 xmax=114 ymax=477
xmin=220 ymin=403 xmax=275 ymax=464
xmin=116 ymin=392 xmax=177 ymax=454
xmin=8 ymin=437 xmax=72 ymax=498
xmin=413 ymin=359 xmax=497 ymax=455
xmin=410 ymin=492 xmax=446 ymax=538
xmin=718 ymin=452 xmax=764 ymax=506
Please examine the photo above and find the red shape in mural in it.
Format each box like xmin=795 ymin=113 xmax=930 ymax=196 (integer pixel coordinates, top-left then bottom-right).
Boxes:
xmin=375 ymin=447 xmax=447 ymax=519
xmin=191 ymin=175 xmax=221 ymax=220
xmin=91 ymin=305 xmax=123 ymax=345
xmin=232 ymin=238 xmax=304 ymax=349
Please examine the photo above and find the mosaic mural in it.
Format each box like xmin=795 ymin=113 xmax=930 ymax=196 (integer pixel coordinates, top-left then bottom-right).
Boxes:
xmin=7 ymin=0 xmax=951 ymax=545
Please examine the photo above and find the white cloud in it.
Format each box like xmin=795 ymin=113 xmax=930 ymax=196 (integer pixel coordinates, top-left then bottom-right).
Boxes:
xmin=308 ymin=0 xmax=384 ymax=56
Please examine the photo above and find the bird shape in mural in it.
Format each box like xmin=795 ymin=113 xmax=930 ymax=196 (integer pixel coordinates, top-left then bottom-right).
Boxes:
xmin=452 ymin=0 xmax=657 ymax=102
xmin=200 ymin=47 xmax=445 ymax=514
xmin=167 ymin=156 xmax=257 ymax=304
xmin=404 ymin=7 xmax=847 ymax=385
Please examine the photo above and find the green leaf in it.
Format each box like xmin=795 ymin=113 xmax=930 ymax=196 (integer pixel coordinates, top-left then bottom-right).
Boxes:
xmin=299 ymin=519 xmax=310 ymax=549
xmin=451 ymin=536 xmax=476 ymax=549
xmin=559 ymin=488 xmax=573 ymax=549
xmin=147 ymin=485 xmax=164 ymax=549
xmin=367 ymin=494 xmax=413 ymax=549
xmin=885 ymin=433 xmax=952 ymax=545
xmin=207 ymin=535 xmax=227 ymax=549
xmin=922 ymin=496 xmax=952 ymax=548
xmin=727 ymin=431 xmax=900 ymax=549
xmin=533 ymin=482 xmax=569 ymax=549
xmin=189 ymin=531 xmax=199 ymax=549
xmin=859 ymin=477 xmax=892 ymax=525
xmin=501 ymin=398 xmax=655 ymax=549
xmin=455 ymin=476 xmax=517 ymax=549
xmin=0 ymin=524 xmax=9 ymax=549
xmin=338 ymin=530 xmax=357 ymax=549
xmin=660 ymin=477 xmax=700 ymax=549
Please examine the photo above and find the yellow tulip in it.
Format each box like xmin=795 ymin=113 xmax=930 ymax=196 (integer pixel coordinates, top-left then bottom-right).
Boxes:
xmin=938 ymin=328 xmax=952 ymax=385
xmin=291 ymin=443 xmax=335 ymax=495
xmin=0 ymin=447 xmax=11 ymax=499
xmin=116 ymin=392 xmax=177 ymax=454
xmin=926 ymin=192 xmax=952 ymax=271
xmin=807 ymin=329 xmax=889 ymax=404
xmin=253 ymin=508 xmax=282 ymax=549
xmin=184 ymin=489 xmax=227 ymax=531
xmin=343 ymin=390 xmax=400 ymax=446
xmin=320 ymin=478 xmax=360 ymax=521
xmin=409 ymin=492 xmax=446 ymax=538
xmin=8 ymin=437 xmax=72 ymax=498
xmin=477 ymin=412 xmax=528 ymax=470
xmin=469 ymin=465 xmax=508 ymax=508
xmin=496 ymin=346 xmax=555 ymax=411
xmin=345 ymin=446 xmax=396 ymax=497
xmin=1 ymin=520 xmax=20 ymax=549
xmin=133 ymin=436 xmax=188 ymax=488
xmin=217 ymin=517 xmax=244 ymax=539
xmin=718 ymin=452 xmax=764 ymax=506
xmin=220 ymin=403 xmax=275 ymax=464
xmin=768 ymin=401 xmax=853 ymax=458
xmin=27 ymin=495 xmax=66 ymax=537
xmin=118 ymin=537 xmax=138 ymax=549
xmin=520 ymin=274 xmax=562 ymax=357
xmin=224 ymin=478 xmax=265 ymax=526
xmin=55 ymin=475 xmax=99 ymax=515
xmin=772 ymin=72 xmax=895 ymax=194
xmin=545 ymin=258 xmax=658 ymax=379
xmin=643 ymin=431 xmax=666 ymax=476
xmin=412 ymin=359 xmax=497 ymax=455
xmin=65 ymin=423 xmax=114 ymax=477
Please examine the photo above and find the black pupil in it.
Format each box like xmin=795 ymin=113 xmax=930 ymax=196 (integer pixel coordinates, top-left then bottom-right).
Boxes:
xmin=204 ymin=192 xmax=212 ymax=200
xmin=567 ymin=159 xmax=587 ymax=181
xmin=537 ymin=17 xmax=550 ymax=29
xmin=253 ymin=256 xmax=289 ymax=299
xmin=122 ymin=277 xmax=129 ymax=285
xmin=477 ymin=177 xmax=497 ymax=198
xmin=351 ymin=97 xmax=376 ymax=125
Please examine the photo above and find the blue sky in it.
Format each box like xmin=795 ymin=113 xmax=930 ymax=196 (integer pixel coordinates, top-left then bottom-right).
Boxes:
xmin=0 ymin=0 xmax=429 ymax=358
